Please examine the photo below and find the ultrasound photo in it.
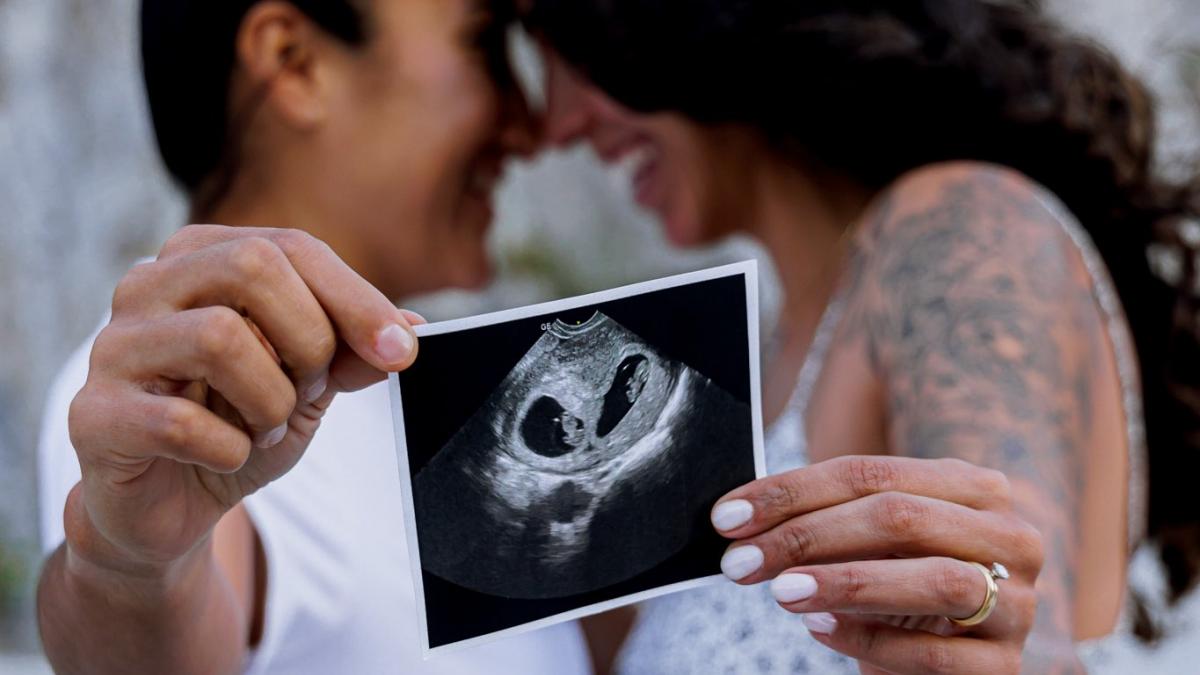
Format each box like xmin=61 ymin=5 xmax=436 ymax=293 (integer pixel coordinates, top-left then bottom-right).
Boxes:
xmin=390 ymin=262 xmax=764 ymax=654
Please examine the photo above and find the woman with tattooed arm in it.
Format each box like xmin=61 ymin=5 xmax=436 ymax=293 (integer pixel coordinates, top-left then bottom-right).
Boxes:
xmin=523 ymin=0 xmax=1200 ymax=672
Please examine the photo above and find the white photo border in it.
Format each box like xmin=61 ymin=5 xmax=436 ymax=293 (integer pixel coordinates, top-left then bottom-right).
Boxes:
xmin=388 ymin=260 xmax=765 ymax=658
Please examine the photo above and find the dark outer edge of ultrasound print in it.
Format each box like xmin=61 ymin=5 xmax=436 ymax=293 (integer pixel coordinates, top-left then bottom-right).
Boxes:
xmin=388 ymin=260 xmax=766 ymax=658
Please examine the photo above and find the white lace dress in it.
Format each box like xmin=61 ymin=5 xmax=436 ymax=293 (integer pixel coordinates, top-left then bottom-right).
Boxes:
xmin=616 ymin=199 xmax=1152 ymax=674
xmin=615 ymin=295 xmax=858 ymax=675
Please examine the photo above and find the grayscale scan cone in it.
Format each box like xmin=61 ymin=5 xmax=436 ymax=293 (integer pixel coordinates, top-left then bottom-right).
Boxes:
xmin=413 ymin=312 xmax=751 ymax=599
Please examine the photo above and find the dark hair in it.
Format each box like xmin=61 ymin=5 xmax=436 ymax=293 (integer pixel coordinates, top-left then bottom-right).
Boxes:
xmin=524 ymin=0 xmax=1200 ymax=628
xmin=140 ymin=0 xmax=367 ymax=215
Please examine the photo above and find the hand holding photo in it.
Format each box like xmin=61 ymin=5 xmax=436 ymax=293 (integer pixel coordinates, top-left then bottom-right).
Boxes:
xmin=389 ymin=262 xmax=765 ymax=655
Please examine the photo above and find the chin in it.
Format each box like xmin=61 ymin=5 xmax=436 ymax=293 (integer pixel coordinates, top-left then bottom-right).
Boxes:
xmin=661 ymin=209 xmax=712 ymax=249
xmin=447 ymin=250 xmax=495 ymax=291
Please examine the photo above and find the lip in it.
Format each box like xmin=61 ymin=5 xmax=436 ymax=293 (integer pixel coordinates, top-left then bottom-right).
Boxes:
xmin=596 ymin=132 xmax=653 ymax=164
xmin=467 ymin=158 xmax=503 ymax=197
xmin=462 ymin=158 xmax=504 ymax=224
xmin=631 ymin=151 xmax=660 ymax=209
xmin=601 ymin=137 xmax=663 ymax=211
xmin=463 ymin=187 xmax=493 ymax=222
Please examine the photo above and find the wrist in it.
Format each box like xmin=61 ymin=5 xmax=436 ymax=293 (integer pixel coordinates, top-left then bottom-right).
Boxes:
xmin=62 ymin=485 xmax=215 ymax=599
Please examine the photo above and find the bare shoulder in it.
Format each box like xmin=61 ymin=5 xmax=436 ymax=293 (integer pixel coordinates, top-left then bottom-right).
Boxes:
xmin=840 ymin=161 xmax=1098 ymax=378
xmin=831 ymin=161 xmax=1110 ymax=667
xmin=856 ymin=161 xmax=1085 ymax=289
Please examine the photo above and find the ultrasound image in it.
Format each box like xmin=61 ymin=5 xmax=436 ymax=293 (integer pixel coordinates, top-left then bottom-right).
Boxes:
xmin=413 ymin=312 xmax=753 ymax=600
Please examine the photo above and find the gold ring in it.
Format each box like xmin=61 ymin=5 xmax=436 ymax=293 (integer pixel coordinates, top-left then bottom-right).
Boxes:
xmin=949 ymin=562 xmax=1008 ymax=627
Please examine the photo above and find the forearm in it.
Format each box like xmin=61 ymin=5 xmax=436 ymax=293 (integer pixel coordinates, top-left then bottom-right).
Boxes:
xmin=1011 ymin=488 xmax=1085 ymax=675
xmin=38 ymin=537 xmax=247 ymax=675
xmin=581 ymin=607 xmax=637 ymax=675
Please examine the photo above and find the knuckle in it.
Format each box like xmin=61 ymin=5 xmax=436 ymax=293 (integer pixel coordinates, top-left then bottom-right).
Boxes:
xmin=838 ymin=565 xmax=870 ymax=605
xmin=300 ymin=325 xmax=338 ymax=371
xmin=194 ymin=307 xmax=247 ymax=362
xmin=842 ymin=456 xmax=897 ymax=496
xmin=272 ymin=227 xmax=318 ymax=255
xmin=873 ymin=492 xmax=928 ymax=539
xmin=160 ymin=225 xmax=202 ymax=257
xmin=778 ymin=522 xmax=817 ymax=563
xmin=263 ymin=386 xmax=298 ymax=428
xmin=761 ymin=476 xmax=803 ymax=515
xmin=154 ymin=398 xmax=199 ymax=449
xmin=1007 ymin=518 xmax=1045 ymax=575
xmin=67 ymin=388 xmax=101 ymax=453
xmin=278 ymin=229 xmax=335 ymax=269
xmin=162 ymin=224 xmax=229 ymax=259
xmin=111 ymin=263 xmax=156 ymax=313
xmin=938 ymin=560 xmax=981 ymax=610
xmin=977 ymin=467 xmax=1012 ymax=506
xmin=915 ymin=642 xmax=956 ymax=675
xmin=936 ymin=457 xmax=973 ymax=473
xmin=857 ymin=621 xmax=885 ymax=656
xmin=228 ymin=237 xmax=284 ymax=284
xmin=88 ymin=324 xmax=126 ymax=371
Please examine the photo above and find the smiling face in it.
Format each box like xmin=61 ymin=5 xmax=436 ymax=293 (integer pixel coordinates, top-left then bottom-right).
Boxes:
xmin=537 ymin=46 xmax=758 ymax=247
xmin=227 ymin=0 xmax=535 ymax=298
xmin=318 ymin=0 xmax=532 ymax=294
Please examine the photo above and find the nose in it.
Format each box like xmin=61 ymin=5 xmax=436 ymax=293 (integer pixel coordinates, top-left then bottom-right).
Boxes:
xmin=496 ymin=82 xmax=540 ymax=160
xmin=541 ymin=51 xmax=594 ymax=147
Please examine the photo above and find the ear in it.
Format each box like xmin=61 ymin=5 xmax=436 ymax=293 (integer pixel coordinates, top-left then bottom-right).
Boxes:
xmin=234 ymin=1 xmax=331 ymax=129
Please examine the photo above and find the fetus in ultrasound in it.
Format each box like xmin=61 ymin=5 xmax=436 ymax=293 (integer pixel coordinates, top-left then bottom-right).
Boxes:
xmin=522 ymin=396 xmax=587 ymax=457
xmin=412 ymin=312 xmax=753 ymax=599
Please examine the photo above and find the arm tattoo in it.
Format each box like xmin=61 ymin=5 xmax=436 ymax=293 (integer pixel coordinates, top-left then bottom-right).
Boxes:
xmin=834 ymin=166 xmax=1109 ymax=673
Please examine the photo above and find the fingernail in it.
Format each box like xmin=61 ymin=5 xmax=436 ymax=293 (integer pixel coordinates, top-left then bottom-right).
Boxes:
xmin=803 ymin=612 xmax=837 ymax=635
xmin=303 ymin=373 xmax=329 ymax=403
xmin=771 ymin=573 xmax=818 ymax=603
xmin=712 ymin=499 xmax=753 ymax=532
xmin=375 ymin=324 xmax=414 ymax=365
xmin=401 ymin=310 xmax=428 ymax=326
xmin=255 ymin=423 xmax=289 ymax=449
xmin=720 ymin=545 xmax=764 ymax=581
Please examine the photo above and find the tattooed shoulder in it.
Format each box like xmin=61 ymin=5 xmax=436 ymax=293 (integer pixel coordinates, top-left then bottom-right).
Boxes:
xmin=834 ymin=161 xmax=1111 ymax=672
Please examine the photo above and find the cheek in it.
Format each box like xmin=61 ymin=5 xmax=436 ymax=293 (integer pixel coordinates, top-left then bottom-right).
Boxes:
xmin=410 ymin=70 xmax=497 ymax=228
xmin=421 ymin=55 xmax=497 ymax=161
xmin=367 ymin=62 xmax=496 ymax=221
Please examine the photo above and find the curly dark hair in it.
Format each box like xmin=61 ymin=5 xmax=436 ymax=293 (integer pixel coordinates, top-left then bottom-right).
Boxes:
xmin=523 ymin=0 xmax=1200 ymax=634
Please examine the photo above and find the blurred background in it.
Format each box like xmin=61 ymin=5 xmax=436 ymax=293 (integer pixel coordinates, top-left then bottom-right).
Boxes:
xmin=0 ymin=0 xmax=1197 ymax=672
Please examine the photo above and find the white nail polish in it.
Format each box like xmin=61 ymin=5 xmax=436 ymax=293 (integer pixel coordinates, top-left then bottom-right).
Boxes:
xmin=303 ymin=373 xmax=329 ymax=403
xmin=720 ymin=546 xmax=764 ymax=581
xmin=256 ymin=423 xmax=289 ymax=448
xmin=772 ymin=573 xmax=818 ymax=603
xmin=711 ymin=499 xmax=753 ymax=531
xmin=803 ymin=612 xmax=838 ymax=635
